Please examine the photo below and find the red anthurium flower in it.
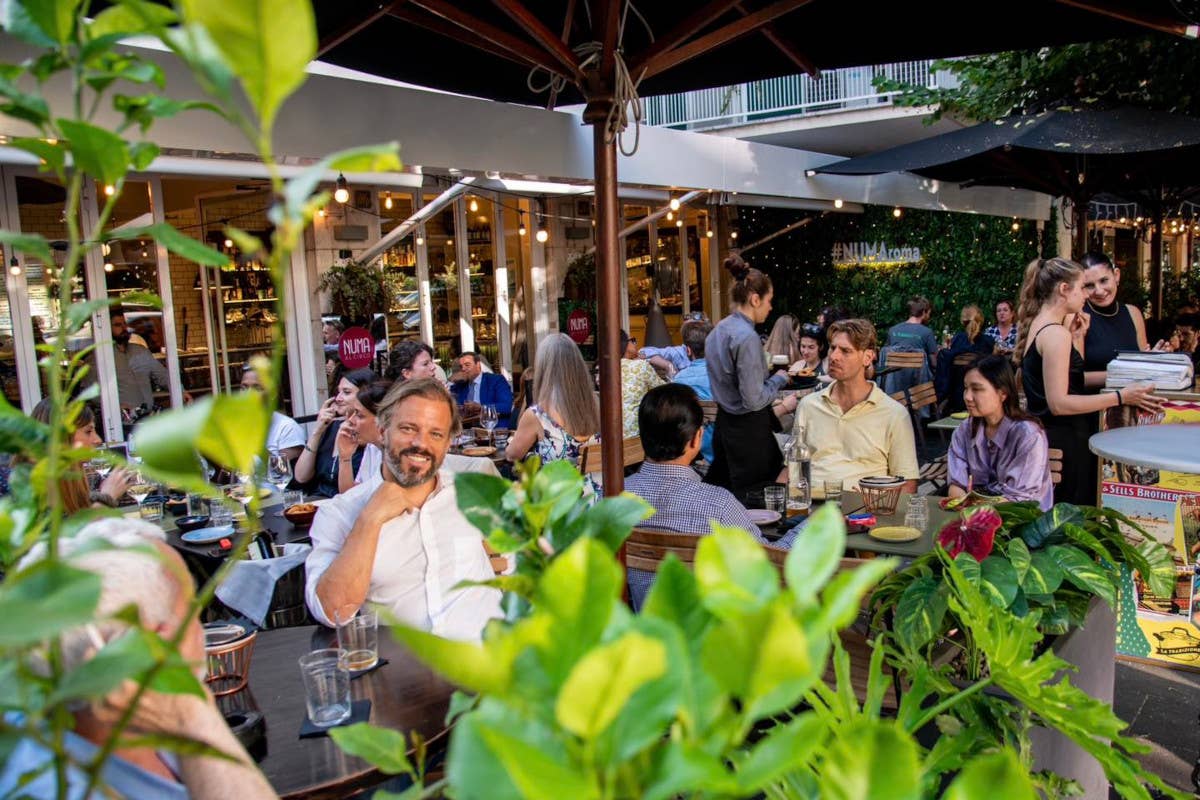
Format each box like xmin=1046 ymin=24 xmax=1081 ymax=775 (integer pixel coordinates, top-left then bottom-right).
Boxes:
xmin=936 ymin=507 xmax=1002 ymax=561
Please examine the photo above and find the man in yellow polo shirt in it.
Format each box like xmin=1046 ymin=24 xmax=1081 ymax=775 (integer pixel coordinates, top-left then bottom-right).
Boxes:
xmin=792 ymin=318 xmax=919 ymax=494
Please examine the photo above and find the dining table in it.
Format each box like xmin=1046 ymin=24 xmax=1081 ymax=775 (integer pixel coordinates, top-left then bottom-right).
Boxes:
xmin=224 ymin=625 xmax=456 ymax=800
xmin=841 ymin=490 xmax=957 ymax=558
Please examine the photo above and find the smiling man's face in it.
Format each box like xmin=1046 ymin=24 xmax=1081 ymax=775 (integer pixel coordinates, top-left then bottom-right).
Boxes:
xmin=381 ymin=395 xmax=452 ymax=487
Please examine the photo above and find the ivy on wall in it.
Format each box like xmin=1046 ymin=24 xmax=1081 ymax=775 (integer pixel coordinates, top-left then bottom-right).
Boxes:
xmin=737 ymin=205 xmax=1056 ymax=333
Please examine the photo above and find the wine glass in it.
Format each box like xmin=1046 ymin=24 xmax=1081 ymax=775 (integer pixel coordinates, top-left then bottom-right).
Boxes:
xmin=267 ymin=451 xmax=292 ymax=496
xmin=480 ymin=404 xmax=499 ymax=445
xmin=126 ymin=474 xmax=153 ymax=507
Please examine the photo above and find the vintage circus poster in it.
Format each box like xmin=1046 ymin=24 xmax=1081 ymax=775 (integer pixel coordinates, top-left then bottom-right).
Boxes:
xmin=1100 ymin=397 xmax=1200 ymax=671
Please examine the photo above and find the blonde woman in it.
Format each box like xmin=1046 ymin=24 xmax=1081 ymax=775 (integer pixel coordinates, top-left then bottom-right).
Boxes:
xmin=506 ymin=333 xmax=602 ymax=492
xmin=949 ymin=305 xmax=994 ymax=357
xmin=764 ymin=314 xmax=801 ymax=369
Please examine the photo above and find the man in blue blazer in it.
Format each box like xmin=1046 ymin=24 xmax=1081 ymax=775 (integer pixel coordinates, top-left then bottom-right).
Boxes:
xmin=450 ymin=351 xmax=514 ymax=428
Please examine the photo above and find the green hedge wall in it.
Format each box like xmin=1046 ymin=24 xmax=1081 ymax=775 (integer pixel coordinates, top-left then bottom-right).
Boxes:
xmin=738 ymin=204 xmax=1055 ymax=334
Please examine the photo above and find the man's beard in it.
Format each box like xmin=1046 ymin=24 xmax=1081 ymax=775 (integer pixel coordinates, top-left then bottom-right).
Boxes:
xmin=384 ymin=444 xmax=440 ymax=488
xmin=113 ymin=331 xmax=130 ymax=344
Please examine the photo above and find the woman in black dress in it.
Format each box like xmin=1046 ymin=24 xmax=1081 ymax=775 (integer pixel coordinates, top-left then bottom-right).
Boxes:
xmin=1079 ymin=251 xmax=1161 ymax=389
xmin=1017 ymin=257 xmax=1161 ymax=505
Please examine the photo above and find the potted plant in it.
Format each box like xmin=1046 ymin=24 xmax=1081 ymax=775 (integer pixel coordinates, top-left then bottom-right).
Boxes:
xmin=316 ymin=260 xmax=391 ymax=325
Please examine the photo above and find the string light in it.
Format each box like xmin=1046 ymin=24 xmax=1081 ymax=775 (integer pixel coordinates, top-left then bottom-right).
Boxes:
xmin=535 ymin=216 xmax=549 ymax=243
xmin=676 ymin=218 xmax=683 ymax=228
xmin=666 ymin=210 xmax=674 ymax=222
xmin=893 ymin=207 xmax=902 ymax=218
xmin=104 ymin=262 xmax=114 ymax=272
xmin=834 ymin=199 xmax=844 ymax=209
xmin=223 ymin=237 xmax=234 ymax=249
xmin=334 ymin=174 xmax=350 ymax=204
xmin=103 ymin=184 xmax=115 ymax=196
xmin=468 ymin=196 xmax=479 ymax=213
xmin=518 ymin=212 xmax=527 ymax=237
xmin=669 ymin=197 xmax=680 ymax=211
xmin=317 ymin=208 xmax=326 ymax=218
xmin=9 ymin=257 xmax=20 ymax=277
xmin=384 ymin=191 xmax=393 ymax=210
xmin=416 ymin=232 xmax=424 ymax=246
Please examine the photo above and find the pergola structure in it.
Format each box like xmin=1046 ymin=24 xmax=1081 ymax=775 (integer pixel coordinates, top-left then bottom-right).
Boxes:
xmin=311 ymin=0 xmax=1199 ymax=495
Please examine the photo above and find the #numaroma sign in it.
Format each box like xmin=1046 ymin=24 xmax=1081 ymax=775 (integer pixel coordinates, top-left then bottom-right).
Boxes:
xmin=832 ymin=241 xmax=922 ymax=268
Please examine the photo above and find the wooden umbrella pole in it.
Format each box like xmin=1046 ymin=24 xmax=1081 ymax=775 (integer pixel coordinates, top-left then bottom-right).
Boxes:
xmin=585 ymin=99 xmax=625 ymax=498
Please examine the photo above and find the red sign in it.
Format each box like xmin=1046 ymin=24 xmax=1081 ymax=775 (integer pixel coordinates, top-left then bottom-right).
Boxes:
xmin=566 ymin=308 xmax=592 ymax=344
xmin=338 ymin=327 xmax=375 ymax=369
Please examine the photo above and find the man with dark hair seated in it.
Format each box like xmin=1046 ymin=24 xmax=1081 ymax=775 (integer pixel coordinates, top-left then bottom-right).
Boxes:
xmin=624 ymin=384 xmax=791 ymax=609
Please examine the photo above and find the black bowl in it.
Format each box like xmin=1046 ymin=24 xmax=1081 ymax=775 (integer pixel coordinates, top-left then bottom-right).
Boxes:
xmin=175 ymin=515 xmax=211 ymax=533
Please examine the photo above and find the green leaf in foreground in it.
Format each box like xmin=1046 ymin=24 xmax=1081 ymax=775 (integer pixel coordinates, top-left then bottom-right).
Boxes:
xmin=110 ymin=223 xmax=230 ymax=267
xmin=943 ymin=750 xmax=1037 ymax=800
xmin=0 ymin=561 xmax=101 ymax=647
xmin=58 ymin=119 xmax=129 ymax=185
xmin=329 ymin=723 xmax=414 ymax=775
xmin=555 ymin=631 xmax=667 ymax=740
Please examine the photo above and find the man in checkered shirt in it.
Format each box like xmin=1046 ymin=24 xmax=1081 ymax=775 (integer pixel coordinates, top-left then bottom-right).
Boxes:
xmin=624 ymin=384 xmax=795 ymax=608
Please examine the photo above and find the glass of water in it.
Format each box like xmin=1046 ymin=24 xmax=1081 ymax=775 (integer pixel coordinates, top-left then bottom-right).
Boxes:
xmin=335 ymin=609 xmax=379 ymax=672
xmin=904 ymin=495 xmax=929 ymax=530
xmin=763 ymin=484 xmax=786 ymax=513
xmin=823 ymin=479 xmax=844 ymax=508
xmin=298 ymin=649 xmax=351 ymax=728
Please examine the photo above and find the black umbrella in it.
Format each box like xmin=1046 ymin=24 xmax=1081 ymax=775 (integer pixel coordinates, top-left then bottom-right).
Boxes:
xmin=815 ymin=105 xmax=1200 ymax=311
xmin=311 ymin=1 xmax=1199 ymax=496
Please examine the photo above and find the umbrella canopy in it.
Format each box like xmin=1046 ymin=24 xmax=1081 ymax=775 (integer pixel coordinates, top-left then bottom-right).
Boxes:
xmin=309 ymin=1 xmax=1199 ymax=497
xmin=812 ymin=106 xmax=1200 ymax=199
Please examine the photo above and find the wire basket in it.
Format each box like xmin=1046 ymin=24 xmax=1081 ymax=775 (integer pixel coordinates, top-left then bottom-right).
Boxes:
xmin=204 ymin=622 xmax=257 ymax=697
xmin=858 ymin=478 xmax=905 ymax=516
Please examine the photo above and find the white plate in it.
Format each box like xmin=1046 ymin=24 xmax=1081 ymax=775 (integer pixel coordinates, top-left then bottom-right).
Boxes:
xmin=181 ymin=525 xmax=235 ymax=544
xmin=746 ymin=509 xmax=782 ymax=526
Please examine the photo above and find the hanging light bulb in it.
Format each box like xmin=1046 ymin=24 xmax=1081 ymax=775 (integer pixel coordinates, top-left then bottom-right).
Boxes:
xmin=103 ymin=184 xmax=115 ymax=196
xmin=317 ymin=208 xmax=326 ymax=218
xmin=666 ymin=210 xmax=674 ymax=222
xmin=104 ymin=262 xmax=114 ymax=272
xmin=833 ymin=198 xmax=844 ymax=209
xmin=676 ymin=218 xmax=683 ymax=228
xmin=669 ymin=197 xmax=681 ymax=211
xmin=384 ymin=191 xmax=393 ymax=210
xmin=416 ymin=233 xmax=424 ymax=246
xmin=535 ymin=214 xmax=549 ymax=243
xmin=333 ymin=173 xmax=350 ymax=204
xmin=468 ymin=196 xmax=479 ymax=213
xmin=706 ymin=228 xmax=714 ymax=238
xmin=1119 ymin=217 xmax=1127 ymax=224
xmin=518 ymin=212 xmax=527 ymax=237
xmin=224 ymin=237 xmax=234 ymax=249
xmin=893 ymin=207 xmax=902 ymax=218
xmin=9 ymin=257 xmax=20 ymax=276
xmin=1011 ymin=221 xmax=1020 ymax=231
xmin=731 ymin=230 xmax=739 ymax=240
xmin=447 ymin=239 xmax=454 ymax=247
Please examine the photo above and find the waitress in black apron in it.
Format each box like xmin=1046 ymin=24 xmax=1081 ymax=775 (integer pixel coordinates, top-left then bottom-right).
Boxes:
xmin=704 ymin=254 xmax=798 ymax=503
xmin=1080 ymin=251 xmax=1159 ymax=388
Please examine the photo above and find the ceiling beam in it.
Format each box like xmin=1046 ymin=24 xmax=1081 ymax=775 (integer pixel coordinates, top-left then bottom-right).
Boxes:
xmin=317 ymin=1 xmax=408 ymax=57
xmin=597 ymin=0 xmax=622 ymax=81
xmin=409 ymin=0 xmax=572 ymax=77
xmin=546 ymin=0 xmax=578 ymax=110
xmin=491 ymin=0 xmax=581 ymax=81
xmin=388 ymin=6 xmax=545 ymax=70
xmin=632 ymin=0 xmax=743 ymax=76
xmin=1053 ymin=0 xmax=1199 ymax=38
xmin=733 ymin=1 xmax=818 ymax=78
xmin=637 ymin=0 xmax=816 ymax=81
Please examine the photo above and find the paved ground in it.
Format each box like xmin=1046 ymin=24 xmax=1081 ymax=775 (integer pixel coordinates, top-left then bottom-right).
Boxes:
xmin=1112 ymin=660 xmax=1200 ymax=796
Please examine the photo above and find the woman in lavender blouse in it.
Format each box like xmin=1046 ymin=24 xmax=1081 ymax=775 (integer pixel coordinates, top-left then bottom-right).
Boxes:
xmin=947 ymin=354 xmax=1054 ymax=510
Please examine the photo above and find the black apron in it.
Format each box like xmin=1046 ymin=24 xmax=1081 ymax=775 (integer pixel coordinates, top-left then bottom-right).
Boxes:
xmin=705 ymin=405 xmax=783 ymax=504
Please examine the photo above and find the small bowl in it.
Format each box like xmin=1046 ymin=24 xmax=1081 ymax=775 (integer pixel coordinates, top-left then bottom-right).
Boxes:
xmin=175 ymin=515 xmax=211 ymax=533
xmin=283 ymin=503 xmax=317 ymax=527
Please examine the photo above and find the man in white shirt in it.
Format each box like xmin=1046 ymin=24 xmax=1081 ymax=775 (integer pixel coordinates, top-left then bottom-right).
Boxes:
xmin=305 ymin=378 xmax=501 ymax=641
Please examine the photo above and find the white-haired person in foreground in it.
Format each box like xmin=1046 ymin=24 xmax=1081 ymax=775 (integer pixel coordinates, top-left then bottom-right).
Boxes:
xmin=0 ymin=518 xmax=277 ymax=800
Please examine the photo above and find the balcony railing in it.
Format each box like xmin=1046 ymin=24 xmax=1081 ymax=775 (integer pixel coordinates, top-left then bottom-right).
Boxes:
xmin=642 ymin=60 xmax=941 ymax=131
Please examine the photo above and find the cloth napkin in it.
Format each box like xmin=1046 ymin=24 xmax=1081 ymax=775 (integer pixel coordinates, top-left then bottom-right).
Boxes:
xmin=215 ymin=543 xmax=311 ymax=627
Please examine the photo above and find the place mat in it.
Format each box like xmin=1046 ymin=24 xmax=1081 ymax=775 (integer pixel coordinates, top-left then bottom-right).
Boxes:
xmin=299 ymin=699 xmax=371 ymax=739
xmin=350 ymin=657 xmax=389 ymax=680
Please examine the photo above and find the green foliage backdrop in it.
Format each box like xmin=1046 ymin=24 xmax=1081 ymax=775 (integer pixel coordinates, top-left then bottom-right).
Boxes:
xmin=738 ymin=204 xmax=1057 ymax=333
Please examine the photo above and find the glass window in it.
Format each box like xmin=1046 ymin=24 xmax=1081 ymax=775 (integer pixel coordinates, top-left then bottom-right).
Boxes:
xmin=379 ymin=192 xmax=419 ymax=352
xmin=425 ymin=193 xmax=459 ymax=365
xmin=0 ymin=265 xmax=21 ymax=407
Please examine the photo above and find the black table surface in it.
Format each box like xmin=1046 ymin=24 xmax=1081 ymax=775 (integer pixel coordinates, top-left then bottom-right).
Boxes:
xmin=164 ymin=500 xmax=314 ymax=560
xmin=236 ymin=625 xmax=455 ymax=799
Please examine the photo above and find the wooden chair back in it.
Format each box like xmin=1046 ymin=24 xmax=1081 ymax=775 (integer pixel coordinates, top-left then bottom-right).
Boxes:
xmin=579 ymin=436 xmax=644 ymax=474
xmin=952 ymin=352 xmax=976 ymax=367
xmin=626 ymin=528 xmax=704 ymax=572
xmin=905 ymin=381 xmax=939 ymax=413
xmin=698 ymin=399 xmax=719 ymax=425
xmin=885 ymin=350 xmax=926 ymax=370
xmin=890 ymin=389 xmax=909 ymax=405
xmin=482 ymin=541 xmax=509 ymax=575
xmin=1048 ymin=447 xmax=1063 ymax=486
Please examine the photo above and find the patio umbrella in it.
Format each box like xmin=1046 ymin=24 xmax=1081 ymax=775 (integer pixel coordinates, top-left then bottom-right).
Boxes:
xmin=312 ymin=0 xmax=1199 ymax=496
xmin=814 ymin=105 xmax=1200 ymax=312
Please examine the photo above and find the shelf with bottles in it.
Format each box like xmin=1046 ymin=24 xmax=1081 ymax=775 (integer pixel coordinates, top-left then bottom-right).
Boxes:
xmin=381 ymin=242 xmax=417 ymax=268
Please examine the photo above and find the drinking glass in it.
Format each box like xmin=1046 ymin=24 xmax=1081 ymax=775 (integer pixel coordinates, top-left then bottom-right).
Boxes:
xmin=283 ymin=489 xmax=304 ymax=508
xmin=298 ymin=649 xmax=351 ymax=728
xmin=86 ymin=458 xmax=112 ymax=481
xmin=139 ymin=498 xmax=164 ymax=522
xmin=210 ymin=502 xmax=235 ymax=529
xmin=823 ymin=479 xmax=844 ymax=508
xmin=267 ymin=451 xmax=292 ymax=494
xmin=904 ymin=495 xmax=929 ymax=530
xmin=186 ymin=493 xmax=210 ymax=517
xmin=480 ymin=404 xmax=499 ymax=443
xmin=335 ymin=609 xmax=379 ymax=672
xmin=126 ymin=475 xmax=153 ymax=507
xmin=787 ymin=478 xmax=811 ymax=516
xmin=763 ymin=484 xmax=786 ymax=513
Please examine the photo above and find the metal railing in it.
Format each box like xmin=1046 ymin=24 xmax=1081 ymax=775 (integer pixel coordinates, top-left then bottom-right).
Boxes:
xmin=643 ymin=60 xmax=941 ymax=130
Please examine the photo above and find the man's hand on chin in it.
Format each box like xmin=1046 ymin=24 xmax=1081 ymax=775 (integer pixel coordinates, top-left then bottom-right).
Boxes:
xmin=364 ymin=477 xmax=414 ymax=523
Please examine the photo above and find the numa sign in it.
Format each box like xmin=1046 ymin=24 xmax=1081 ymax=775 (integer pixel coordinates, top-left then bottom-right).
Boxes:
xmin=832 ymin=241 xmax=922 ymax=266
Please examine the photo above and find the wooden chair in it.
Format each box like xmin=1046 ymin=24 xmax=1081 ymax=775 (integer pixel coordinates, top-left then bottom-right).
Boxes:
xmin=625 ymin=528 xmax=704 ymax=572
xmin=918 ymin=455 xmax=949 ymax=493
xmin=902 ymin=381 xmax=940 ymax=459
xmin=578 ymin=436 xmax=644 ymax=475
xmin=1048 ymin=447 xmax=1063 ymax=486
xmin=884 ymin=350 xmax=927 ymax=371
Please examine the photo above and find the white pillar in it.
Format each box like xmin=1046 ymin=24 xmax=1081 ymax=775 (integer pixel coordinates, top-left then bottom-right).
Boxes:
xmin=147 ymin=176 xmax=183 ymax=409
